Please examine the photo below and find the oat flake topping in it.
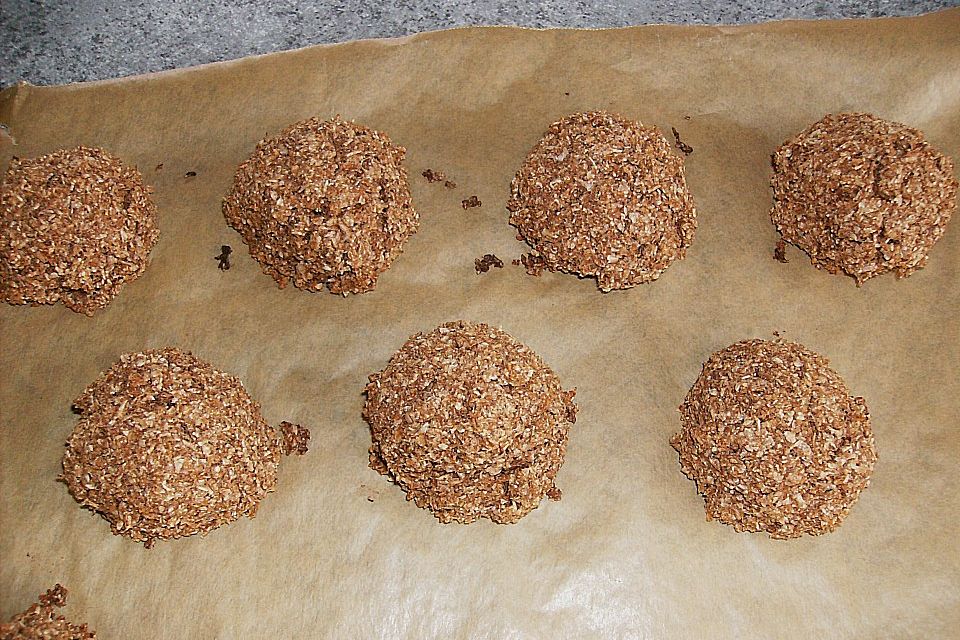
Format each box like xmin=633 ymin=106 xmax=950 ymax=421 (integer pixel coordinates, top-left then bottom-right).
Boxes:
xmin=0 ymin=584 xmax=96 ymax=640
xmin=364 ymin=320 xmax=578 ymax=524
xmin=0 ymin=146 xmax=159 ymax=315
xmin=61 ymin=348 xmax=309 ymax=547
xmin=771 ymin=112 xmax=957 ymax=285
xmin=671 ymin=339 xmax=878 ymax=539
xmin=508 ymin=111 xmax=697 ymax=291
xmin=223 ymin=116 xmax=418 ymax=294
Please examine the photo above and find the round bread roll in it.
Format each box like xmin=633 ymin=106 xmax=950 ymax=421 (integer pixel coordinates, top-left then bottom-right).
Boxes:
xmin=62 ymin=348 xmax=309 ymax=547
xmin=223 ymin=116 xmax=418 ymax=294
xmin=671 ymin=339 xmax=877 ymax=539
xmin=508 ymin=111 xmax=697 ymax=291
xmin=0 ymin=146 xmax=159 ymax=315
xmin=364 ymin=320 xmax=578 ymax=524
xmin=771 ymin=112 xmax=957 ymax=284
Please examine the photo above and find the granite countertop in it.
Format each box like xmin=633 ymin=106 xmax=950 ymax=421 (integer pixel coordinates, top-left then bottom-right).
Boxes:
xmin=1 ymin=0 xmax=957 ymax=88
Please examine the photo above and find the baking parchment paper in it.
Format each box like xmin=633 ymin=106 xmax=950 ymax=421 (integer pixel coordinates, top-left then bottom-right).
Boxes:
xmin=1 ymin=9 xmax=958 ymax=639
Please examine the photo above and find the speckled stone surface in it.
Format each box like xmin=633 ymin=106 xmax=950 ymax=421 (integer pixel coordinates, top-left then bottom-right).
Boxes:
xmin=1 ymin=0 xmax=957 ymax=87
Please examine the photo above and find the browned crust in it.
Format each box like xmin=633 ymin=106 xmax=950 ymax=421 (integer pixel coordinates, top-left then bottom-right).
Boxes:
xmin=770 ymin=112 xmax=957 ymax=285
xmin=61 ymin=348 xmax=308 ymax=546
xmin=363 ymin=321 xmax=577 ymax=524
xmin=671 ymin=339 xmax=878 ymax=539
xmin=0 ymin=584 xmax=97 ymax=639
xmin=0 ymin=146 xmax=159 ymax=315
xmin=508 ymin=111 xmax=697 ymax=291
xmin=223 ymin=116 xmax=418 ymax=294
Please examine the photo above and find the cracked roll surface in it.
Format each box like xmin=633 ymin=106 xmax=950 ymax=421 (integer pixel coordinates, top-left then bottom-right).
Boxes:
xmin=0 ymin=146 xmax=159 ymax=315
xmin=0 ymin=585 xmax=96 ymax=640
xmin=508 ymin=111 xmax=697 ymax=291
xmin=61 ymin=348 xmax=309 ymax=547
xmin=771 ymin=112 xmax=957 ymax=285
xmin=364 ymin=321 xmax=578 ymax=524
xmin=671 ymin=339 xmax=877 ymax=539
xmin=223 ymin=116 xmax=418 ymax=294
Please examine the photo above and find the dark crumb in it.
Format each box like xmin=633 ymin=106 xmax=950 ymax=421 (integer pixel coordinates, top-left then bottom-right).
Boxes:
xmin=155 ymin=163 xmax=164 ymax=171
xmin=422 ymin=169 xmax=457 ymax=189
xmin=774 ymin=239 xmax=788 ymax=263
xmin=215 ymin=245 xmax=232 ymax=270
xmin=671 ymin=127 xmax=694 ymax=155
xmin=185 ymin=170 xmax=197 ymax=178
xmin=279 ymin=421 xmax=310 ymax=456
xmin=39 ymin=585 xmax=68 ymax=608
xmin=422 ymin=168 xmax=446 ymax=183
xmin=474 ymin=254 xmax=504 ymax=273
xmin=683 ymin=115 xmax=691 ymax=120
xmin=564 ymin=92 xmax=570 ymax=96
xmin=462 ymin=195 xmax=481 ymax=209
xmin=367 ymin=497 xmax=374 ymax=502
xmin=518 ymin=253 xmax=547 ymax=277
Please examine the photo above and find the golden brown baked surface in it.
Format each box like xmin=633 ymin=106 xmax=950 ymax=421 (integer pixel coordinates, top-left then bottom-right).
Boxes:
xmin=0 ymin=584 xmax=96 ymax=640
xmin=364 ymin=320 xmax=577 ymax=524
xmin=771 ymin=112 xmax=957 ymax=285
xmin=223 ymin=116 xmax=418 ymax=295
xmin=672 ymin=339 xmax=878 ymax=539
xmin=0 ymin=146 xmax=159 ymax=315
xmin=61 ymin=348 xmax=309 ymax=547
xmin=508 ymin=111 xmax=697 ymax=291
